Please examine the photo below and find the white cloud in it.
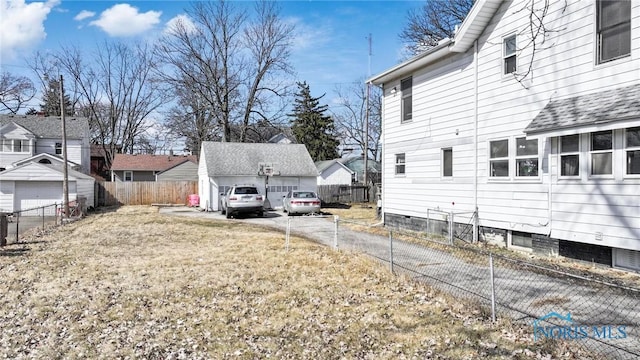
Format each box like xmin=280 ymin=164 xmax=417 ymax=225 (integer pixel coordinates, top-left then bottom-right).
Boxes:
xmin=164 ymin=14 xmax=196 ymax=35
xmin=74 ymin=10 xmax=95 ymax=21
xmin=0 ymin=0 xmax=60 ymax=61
xmin=90 ymin=3 xmax=161 ymax=37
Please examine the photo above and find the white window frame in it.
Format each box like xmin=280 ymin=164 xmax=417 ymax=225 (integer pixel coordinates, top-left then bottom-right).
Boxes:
xmin=400 ymin=77 xmax=412 ymax=123
xmin=508 ymin=230 xmax=533 ymax=253
xmin=395 ymin=153 xmax=406 ymax=175
xmin=589 ymin=130 xmax=613 ymax=177
xmin=124 ymin=171 xmax=133 ymax=182
xmin=625 ymin=127 xmax=640 ymax=177
xmin=489 ymin=139 xmax=509 ymax=178
xmin=596 ymin=0 xmax=631 ymax=64
xmin=503 ymin=33 xmax=517 ymax=75
xmin=55 ymin=142 xmax=63 ymax=155
xmin=442 ymin=148 xmax=453 ymax=178
xmin=515 ymin=137 xmax=539 ymax=178
xmin=559 ymin=134 xmax=580 ymax=178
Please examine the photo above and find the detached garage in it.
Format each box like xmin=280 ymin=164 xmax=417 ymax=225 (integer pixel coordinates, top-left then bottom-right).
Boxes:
xmin=198 ymin=142 xmax=318 ymax=211
xmin=0 ymin=162 xmax=95 ymax=215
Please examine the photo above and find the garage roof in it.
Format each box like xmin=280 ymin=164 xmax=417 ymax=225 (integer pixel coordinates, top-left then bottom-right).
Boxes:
xmin=201 ymin=142 xmax=318 ymax=177
xmin=0 ymin=115 xmax=89 ymax=139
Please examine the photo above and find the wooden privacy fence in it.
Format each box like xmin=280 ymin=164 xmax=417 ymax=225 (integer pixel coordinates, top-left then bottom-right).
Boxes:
xmin=316 ymin=184 xmax=378 ymax=204
xmin=95 ymin=181 xmax=198 ymax=206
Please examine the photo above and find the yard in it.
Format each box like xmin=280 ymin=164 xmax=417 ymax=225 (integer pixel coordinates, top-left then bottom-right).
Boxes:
xmin=0 ymin=206 xmax=587 ymax=358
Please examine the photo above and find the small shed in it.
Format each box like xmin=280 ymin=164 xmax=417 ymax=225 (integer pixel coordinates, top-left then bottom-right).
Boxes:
xmin=198 ymin=142 xmax=318 ymax=211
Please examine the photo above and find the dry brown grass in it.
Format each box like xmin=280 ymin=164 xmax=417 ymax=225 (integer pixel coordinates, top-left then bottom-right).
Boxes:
xmin=0 ymin=206 xmax=589 ymax=358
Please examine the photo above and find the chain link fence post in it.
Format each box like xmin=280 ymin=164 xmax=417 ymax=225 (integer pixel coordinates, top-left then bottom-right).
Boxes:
xmin=389 ymin=230 xmax=394 ymax=274
xmin=449 ymin=210 xmax=454 ymax=245
xmin=333 ymin=215 xmax=339 ymax=249
xmin=285 ymin=217 xmax=291 ymax=251
xmin=489 ymin=253 xmax=496 ymax=323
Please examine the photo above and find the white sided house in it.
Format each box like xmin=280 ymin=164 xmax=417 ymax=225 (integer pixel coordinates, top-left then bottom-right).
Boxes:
xmin=315 ymin=159 xmax=354 ymax=185
xmin=198 ymin=142 xmax=318 ymax=211
xmin=369 ymin=0 xmax=640 ymax=271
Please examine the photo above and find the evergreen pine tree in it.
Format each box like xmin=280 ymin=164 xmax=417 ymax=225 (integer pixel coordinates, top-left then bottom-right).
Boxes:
xmin=289 ymin=82 xmax=339 ymax=161
xmin=40 ymin=77 xmax=74 ymax=116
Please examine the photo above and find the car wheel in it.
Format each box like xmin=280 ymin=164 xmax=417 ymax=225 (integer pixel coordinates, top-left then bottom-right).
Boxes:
xmin=257 ymin=211 xmax=264 ymax=217
xmin=226 ymin=210 xmax=231 ymax=219
xmin=221 ymin=207 xmax=226 ymax=215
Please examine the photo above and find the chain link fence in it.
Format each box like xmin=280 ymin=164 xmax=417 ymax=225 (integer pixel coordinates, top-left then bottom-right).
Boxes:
xmin=284 ymin=214 xmax=640 ymax=359
xmin=1 ymin=201 xmax=84 ymax=246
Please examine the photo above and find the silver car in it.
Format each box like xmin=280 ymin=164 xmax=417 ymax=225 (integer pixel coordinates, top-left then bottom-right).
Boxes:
xmin=221 ymin=185 xmax=264 ymax=218
xmin=282 ymin=191 xmax=321 ymax=215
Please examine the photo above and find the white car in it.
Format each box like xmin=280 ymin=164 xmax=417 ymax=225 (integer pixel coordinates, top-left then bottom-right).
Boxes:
xmin=221 ymin=185 xmax=264 ymax=218
xmin=282 ymin=191 xmax=321 ymax=215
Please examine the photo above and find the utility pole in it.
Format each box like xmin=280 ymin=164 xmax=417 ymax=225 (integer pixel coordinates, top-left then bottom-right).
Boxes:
xmin=364 ymin=34 xmax=371 ymax=199
xmin=60 ymin=75 xmax=70 ymax=218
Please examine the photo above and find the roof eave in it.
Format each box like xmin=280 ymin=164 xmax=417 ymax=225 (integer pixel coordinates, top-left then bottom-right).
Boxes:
xmin=449 ymin=0 xmax=503 ymax=53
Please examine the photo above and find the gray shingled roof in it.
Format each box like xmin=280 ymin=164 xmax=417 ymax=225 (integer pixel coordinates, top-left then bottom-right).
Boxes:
xmin=0 ymin=115 xmax=89 ymax=139
xmin=201 ymin=142 xmax=318 ymax=176
xmin=525 ymin=83 xmax=640 ymax=135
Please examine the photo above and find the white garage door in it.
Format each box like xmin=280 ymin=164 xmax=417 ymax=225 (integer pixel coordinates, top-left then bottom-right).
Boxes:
xmin=15 ymin=181 xmax=62 ymax=216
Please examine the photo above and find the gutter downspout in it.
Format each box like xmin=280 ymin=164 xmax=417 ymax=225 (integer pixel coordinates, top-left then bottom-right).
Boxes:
xmin=473 ymin=40 xmax=479 ymax=243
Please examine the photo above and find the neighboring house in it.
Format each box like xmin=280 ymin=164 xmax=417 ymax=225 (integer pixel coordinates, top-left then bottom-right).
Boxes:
xmin=315 ymin=159 xmax=354 ymax=185
xmin=91 ymin=144 xmax=119 ymax=180
xmin=198 ymin=142 xmax=318 ymax=211
xmin=0 ymin=115 xmax=93 ymax=214
xmin=0 ymin=115 xmax=90 ymax=173
xmin=268 ymin=132 xmax=294 ymax=144
xmin=340 ymin=157 xmax=381 ymax=184
xmin=369 ymin=0 xmax=640 ymax=271
xmin=156 ymin=159 xmax=199 ymax=181
xmin=0 ymin=162 xmax=95 ymax=215
xmin=110 ymin=154 xmax=198 ymax=182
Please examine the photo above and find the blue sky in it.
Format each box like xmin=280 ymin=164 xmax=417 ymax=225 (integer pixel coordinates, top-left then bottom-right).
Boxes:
xmin=1 ymin=0 xmax=419 ymax=105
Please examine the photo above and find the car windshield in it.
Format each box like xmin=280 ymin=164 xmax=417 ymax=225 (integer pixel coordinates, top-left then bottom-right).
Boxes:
xmin=235 ymin=187 xmax=258 ymax=195
xmin=293 ymin=192 xmax=316 ymax=199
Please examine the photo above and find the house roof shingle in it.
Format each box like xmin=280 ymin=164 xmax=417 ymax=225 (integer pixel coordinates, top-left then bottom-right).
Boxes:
xmin=201 ymin=142 xmax=318 ymax=177
xmin=0 ymin=115 xmax=89 ymax=139
xmin=525 ymin=83 xmax=640 ymax=135
xmin=110 ymin=154 xmax=197 ymax=171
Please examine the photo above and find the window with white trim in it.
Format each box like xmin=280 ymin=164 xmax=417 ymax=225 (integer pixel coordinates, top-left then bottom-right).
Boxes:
xmin=597 ymin=0 xmax=631 ymax=64
xmin=55 ymin=142 xmax=63 ymax=155
xmin=442 ymin=148 xmax=452 ymax=177
xmin=124 ymin=171 xmax=133 ymax=182
xmin=560 ymin=134 xmax=580 ymax=177
xmin=401 ymin=77 xmax=412 ymax=122
xmin=0 ymin=139 xmax=29 ymax=153
xmin=515 ymin=137 xmax=538 ymax=177
xmin=395 ymin=153 xmax=406 ymax=175
xmin=590 ymin=131 xmax=613 ymax=175
xmin=511 ymin=231 xmax=533 ymax=249
xmin=503 ymin=34 xmax=517 ymax=74
xmin=489 ymin=139 xmax=509 ymax=177
xmin=625 ymin=127 xmax=640 ymax=175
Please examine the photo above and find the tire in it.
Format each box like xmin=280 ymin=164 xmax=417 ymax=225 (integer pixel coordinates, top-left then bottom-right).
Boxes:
xmin=221 ymin=207 xmax=226 ymax=215
xmin=257 ymin=211 xmax=264 ymax=217
xmin=226 ymin=209 xmax=231 ymax=219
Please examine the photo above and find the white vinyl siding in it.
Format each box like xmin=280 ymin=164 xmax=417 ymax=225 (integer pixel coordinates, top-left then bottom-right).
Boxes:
xmin=379 ymin=0 xmax=640 ymax=250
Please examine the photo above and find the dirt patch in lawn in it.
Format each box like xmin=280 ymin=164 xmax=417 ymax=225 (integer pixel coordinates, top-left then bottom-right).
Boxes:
xmin=0 ymin=206 xmax=590 ymax=358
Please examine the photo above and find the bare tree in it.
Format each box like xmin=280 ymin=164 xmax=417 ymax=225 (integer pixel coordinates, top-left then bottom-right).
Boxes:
xmin=400 ymin=0 xmax=474 ymax=55
xmin=332 ymin=79 xmax=382 ymax=161
xmin=29 ymin=42 xmax=169 ymax=167
xmin=164 ymin=86 xmax=220 ymax=156
xmin=0 ymin=71 xmax=36 ymax=114
xmin=155 ymin=0 xmax=294 ymax=143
